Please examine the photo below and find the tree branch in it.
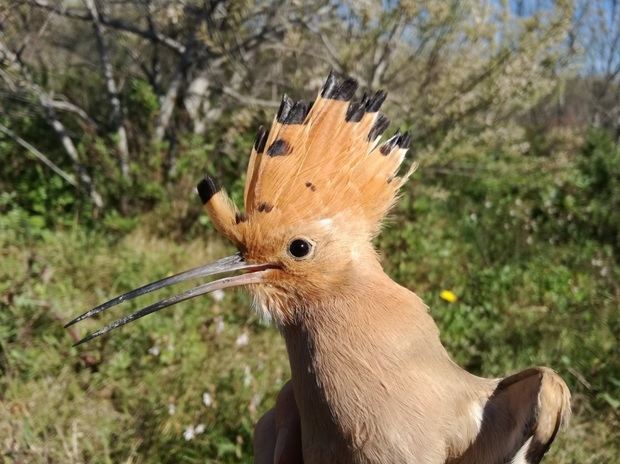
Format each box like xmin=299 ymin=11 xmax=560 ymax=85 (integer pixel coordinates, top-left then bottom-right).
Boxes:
xmin=0 ymin=122 xmax=79 ymax=188
xmin=220 ymin=85 xmax=281 ymax=108
xmin=49 ymin=99 xmax=97 ymax=127
xmin=0 ymin=39 xmax=104 ymax=209
xmin=83 ymin=0 xmax=130 ymax=180
xmin=27 ymin=0 xmax=186 ymax=54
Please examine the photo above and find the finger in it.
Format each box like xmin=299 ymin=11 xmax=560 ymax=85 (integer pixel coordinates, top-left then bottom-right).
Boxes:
xmin=274 ymin=381 xmax=303 ymax=464
xmin=253 ymin=408 xmax=276 ymax=464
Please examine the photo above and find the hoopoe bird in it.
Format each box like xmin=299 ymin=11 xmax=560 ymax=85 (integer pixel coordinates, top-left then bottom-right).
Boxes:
xmin=68 ymin=72 xmax=571 ymax=464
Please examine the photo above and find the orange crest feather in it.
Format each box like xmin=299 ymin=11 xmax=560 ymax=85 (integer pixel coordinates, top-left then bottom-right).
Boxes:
xmin=199 ymin=71 xmax=416 ymax=243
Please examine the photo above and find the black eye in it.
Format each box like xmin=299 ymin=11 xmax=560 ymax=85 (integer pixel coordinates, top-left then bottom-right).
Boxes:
xmin=288 ymin=238 xmax=312 ymax=259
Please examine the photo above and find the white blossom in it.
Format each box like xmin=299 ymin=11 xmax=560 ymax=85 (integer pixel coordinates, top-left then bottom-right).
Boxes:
xmin=184 ymin=423 xmax=206 ymax=441
xmin=183 ymin=426 xmax=195 ymax=441
xmin=148 ymin=345 xmax=160 ymax=356
xmin=214 ymin=316 xmax=225 ymax=335
xmin=249 ymin=393 xmax=263 ymax=414
xmin=243 ymin=365 xmax=253 ymax=387
xmin=235 ymin=331 xmax=250 ymax=347
xmin=211 ymin=289 xmax=225 ymax=302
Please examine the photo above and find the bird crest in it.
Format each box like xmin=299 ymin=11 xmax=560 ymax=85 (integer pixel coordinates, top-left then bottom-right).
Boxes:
xmin=198 ymin=71 xmax=416 ymax=247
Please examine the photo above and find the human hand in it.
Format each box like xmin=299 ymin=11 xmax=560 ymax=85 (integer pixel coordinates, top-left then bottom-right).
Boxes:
xmin=253 ymin=381 xmax=303 ymax=464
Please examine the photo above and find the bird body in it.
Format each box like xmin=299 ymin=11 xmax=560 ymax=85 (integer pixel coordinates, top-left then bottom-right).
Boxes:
xmin=68 ymin=72 xmax=570 ymax=464
xmin=279 ymin=266 xmax=569 ymax=463
xmin=282 ymin=269 xmax=486 ymax=464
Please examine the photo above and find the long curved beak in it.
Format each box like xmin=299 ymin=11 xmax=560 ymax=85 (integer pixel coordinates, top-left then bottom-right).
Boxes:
xmin=66 ymin=253 xmax=275 ymax=346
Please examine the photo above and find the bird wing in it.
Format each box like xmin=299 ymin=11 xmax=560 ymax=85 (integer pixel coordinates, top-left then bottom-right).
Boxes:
xmin=450 ymin=367 xmax=570 ymax=464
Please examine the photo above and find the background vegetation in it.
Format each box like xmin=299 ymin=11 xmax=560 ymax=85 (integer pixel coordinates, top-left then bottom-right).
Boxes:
xmin=1 ymin=0 xmax=619 ymax=462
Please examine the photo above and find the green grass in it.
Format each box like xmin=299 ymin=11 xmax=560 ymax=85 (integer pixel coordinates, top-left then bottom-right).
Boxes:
xmin=0 ymin=224 xmax=288 ymax=463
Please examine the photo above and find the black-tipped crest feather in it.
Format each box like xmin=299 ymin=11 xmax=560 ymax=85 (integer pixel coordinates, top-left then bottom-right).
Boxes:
xmin=398 ymin=132 xmax=412 ymax=149
xmin=197 ymin=175 xmax=221 ymax=204
xmin=277 ymin=94 xmax=294 ymax=122
xmin=365 ymin=90 xmax=387 ymax=112
xmin=368 ymin=114 xmax=390 ymax=141
xmin=282 ymin=100 xmax=309 ymax=124
xmin=321 ymin=70 xmax=338 ymax=97
xmin=321 ymin=71 xmax=358 ymax=101
xmin=346 ymin=101 xmax=365 ymax=122
xmin=254 ymin=126 xmax=268 ymax=152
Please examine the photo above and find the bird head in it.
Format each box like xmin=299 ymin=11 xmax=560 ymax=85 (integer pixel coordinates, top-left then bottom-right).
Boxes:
xmin=68 ymin=72 xmax=415 ymax=344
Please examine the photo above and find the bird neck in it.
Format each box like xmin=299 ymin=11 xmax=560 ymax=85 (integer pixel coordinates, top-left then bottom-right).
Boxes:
xmin=281 ymin=266 xmax=451 ymax=450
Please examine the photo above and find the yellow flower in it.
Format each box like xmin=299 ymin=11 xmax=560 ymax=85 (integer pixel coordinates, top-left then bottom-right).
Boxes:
xmin=440 ymin=290 xmax=458 ymax=303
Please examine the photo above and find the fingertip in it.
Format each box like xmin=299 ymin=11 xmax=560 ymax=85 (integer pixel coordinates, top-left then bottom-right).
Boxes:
xmin=253 ymin=409 xmax=276 ymax=464
xmin=274 ymin=425 xmax=303 ymax=464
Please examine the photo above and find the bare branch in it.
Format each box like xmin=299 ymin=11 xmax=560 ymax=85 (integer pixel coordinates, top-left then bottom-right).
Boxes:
xmin=0 ymin=39 xmax=104 ymax=208
xmin=369 ymin=18 xmax=404 ymax=88
xmin=220 ymin=85 xmax=281 ymax=108
xmin=0 ymin=122 xmax=104 ymax=208
xmin=0 ymin=122 xmax=78 ymax=187
xmin=298 ymin=21 xmax=345 ymax=74
xmin=49 ymin=99 xmax=97 ymax=127
xmin=155 ymin=67 xmax=183 ymax=142
xmin=27 ymin=0 xmax=186 ymax=54
xmin=83 ymin=0 xmax=129 ymax=180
